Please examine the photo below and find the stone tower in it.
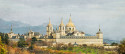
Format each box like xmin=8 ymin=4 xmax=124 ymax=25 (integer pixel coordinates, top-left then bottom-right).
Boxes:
xmin=96 ymin=26 xmax=103 ymax=39
xmin=29 ymin=29 xmax=34 ymax=38
xmin=66 ymin=14 xmax=76 ymax=33
xmin=59 ymin=18 xmax=65 ymax=36
xmin=46 ymin=18 xmax=53 ymax=36
xmin=10 ymin=24 xmax=13 ymax=33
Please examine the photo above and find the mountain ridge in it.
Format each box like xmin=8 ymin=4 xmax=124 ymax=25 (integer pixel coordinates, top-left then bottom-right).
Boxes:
xmin=0 ymin=18 xmax=120 ymax=44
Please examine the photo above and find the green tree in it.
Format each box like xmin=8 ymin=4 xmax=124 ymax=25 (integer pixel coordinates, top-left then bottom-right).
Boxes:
xmin=0 ymin=32 xmax=5 ymax=43
xmin=0 ymin=33 xmax=9 ymax=45
xmin=118 ymin=39 xmax=125 ymax=54
xmin=29 ymin=45 xmax=34 ymax=50
xmin=111 ymin=42 xmax=118 ymax=46
xmin=4 ymin=34 xmax=9 ymax=45
xmin=18 ymin=38 xmax=26 ymax=48
xmin=0 ymin=36 xmax=7 ymax=54
xmin=32 ymin=37 xmax=37 ymax=44
xmin=28 ymin=37 xmax=37 ymax=50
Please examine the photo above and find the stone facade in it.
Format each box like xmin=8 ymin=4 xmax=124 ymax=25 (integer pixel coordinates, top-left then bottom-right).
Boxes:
xmin=44 ymin=15 xmax=104 ymax=46
xmin=7 ymin=25 xmax=18 ymax=39
xmin=8 ymin=15 xmax=104 ymax=46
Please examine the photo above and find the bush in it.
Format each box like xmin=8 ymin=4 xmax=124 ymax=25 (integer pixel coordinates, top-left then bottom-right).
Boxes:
xmin=118 ymin=39 xmax=125 ymax=54
xmin=68 ymin=47 xmax=73 ymax=51
xmin=18 ymin=38 xmax=27 ymax=48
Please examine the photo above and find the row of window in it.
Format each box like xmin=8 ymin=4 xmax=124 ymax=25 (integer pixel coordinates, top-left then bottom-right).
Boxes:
xmin=60 ymin=36 xmax=98 ymax=39
xmin=47 ymin=27 xmax=75 ymax=31
xmin=47 ymin=27 xmax=53 ymax=30
xmin=59 ymin=27 xmax=65 ymax=30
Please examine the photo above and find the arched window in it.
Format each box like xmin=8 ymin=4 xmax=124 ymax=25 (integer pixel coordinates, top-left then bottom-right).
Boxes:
xmin=69 ymin=28 xmax=71 ymax=30
xmin=48 ymin=27 xmax=49 ymax=30
xmin=50 ymin=27 xmax=51 ymax=30
xmin=73 ymin=28 xmax=74 ymax=30
xmin=63 ymin=27 xmax=64 ymax=30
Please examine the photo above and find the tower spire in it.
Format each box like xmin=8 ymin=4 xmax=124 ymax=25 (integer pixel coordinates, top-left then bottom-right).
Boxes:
xmin=11 ymin=25 xmax=12 ymax=31
xmin=10 ymin=24 xmax=13 ymax=33
xmin=69 ymin=14 xmax=72 ymax=23
xmin=66 ymin=14 xmax=75 ymax=27
xmin=61 ymin=18 xmax=63 ymax=24
xmin=96 ymin=25 xmax=103 ymax=34
xmin=59 ymin=17 xmax=65 ymax=26
xmin=99 ymin=25 xmax=101 ymax=31
xmin=47 ymin=18 xmax=52 ymax=27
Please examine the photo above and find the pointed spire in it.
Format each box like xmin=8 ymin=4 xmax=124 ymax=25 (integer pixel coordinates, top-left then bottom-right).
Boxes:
xmin=10 ymin=24 xmax=13 ymax=33
xmin=99 ymin=25 xmax=101 ymax=31
xmin=61 ymin=18 xmax=63 ymax=24
xmin=11 ymin=24 xmax=12 ymax=32
xmin=66 ymin=14 xmax=75 ymax=27
xmin=60 ymin=18 xmax=65 ymax=26
xmin=96 ymin=25 xmax=103 ymax=34
xmin=69 ymin=14 xmax=72 ymax=23
xmin=47 ymin=18 xmax=52 ymax=27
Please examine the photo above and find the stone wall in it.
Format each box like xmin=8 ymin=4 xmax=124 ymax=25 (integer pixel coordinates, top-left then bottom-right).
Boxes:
xmin=38 ymin=38 xmax=103 ymax=46
xmin=56 ymin=39 xmax=103 ymax=46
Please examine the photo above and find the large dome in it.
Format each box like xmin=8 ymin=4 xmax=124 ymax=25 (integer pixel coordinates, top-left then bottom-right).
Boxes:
xmin=66 ymin=17 xmax=75 ymax=27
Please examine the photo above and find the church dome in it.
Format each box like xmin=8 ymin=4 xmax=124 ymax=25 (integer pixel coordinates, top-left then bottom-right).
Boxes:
xmin=66 ymin=17 xmax=75 ymax=27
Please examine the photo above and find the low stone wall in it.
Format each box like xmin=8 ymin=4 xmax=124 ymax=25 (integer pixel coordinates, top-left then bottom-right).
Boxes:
xmin=56 ymin=39 xmax=103 ymax=46
xmin=38 ymin=38 xmax=103 ymax=46
xmin=104 ymin=46 xmax=118 ymax=49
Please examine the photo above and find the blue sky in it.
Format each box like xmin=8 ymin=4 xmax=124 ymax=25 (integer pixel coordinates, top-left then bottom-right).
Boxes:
xmin=0 ymin=0 xmax=125 ymax=40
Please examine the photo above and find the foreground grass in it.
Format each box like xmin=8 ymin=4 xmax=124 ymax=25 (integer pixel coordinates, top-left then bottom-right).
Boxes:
xmin=48 ymin=46 xmax=116 ymax=54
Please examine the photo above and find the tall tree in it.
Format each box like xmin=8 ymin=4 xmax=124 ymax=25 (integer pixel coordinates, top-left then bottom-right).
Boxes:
xmin=0 ymin=36 xmax=7 ymax=54
xmin=118 ymin=39 xmax=125 ymax=54
xmin=4 ymin=34 xmax=9 ymax=45
xmin=0 ymin=32 xmax=4 ymax=43
xmin=32 ymin=37 xmax=37 ymax=44
xmin=0 ymin=33 xmax=9 ymax=45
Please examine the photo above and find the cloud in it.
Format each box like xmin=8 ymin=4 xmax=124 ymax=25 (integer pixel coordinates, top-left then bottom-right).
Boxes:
xmin=0 ymin=0 xmax=125 ymax=40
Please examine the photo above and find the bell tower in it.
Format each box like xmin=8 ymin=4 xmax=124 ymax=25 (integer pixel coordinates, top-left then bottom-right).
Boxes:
xmin=66 ymin=14 xmax=76 ymax=33
xmin=10 ymin=24 xmax=13 ymax=33
xmin=46 ymin=18 xmax=53 ymax=36
xmin=96 ymin=25 xmax=103 ymax=39
xmin=59 ymin=18 xmax=65 ymax=36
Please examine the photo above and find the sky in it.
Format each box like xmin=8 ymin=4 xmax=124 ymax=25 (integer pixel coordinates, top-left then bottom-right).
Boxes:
xmin=0 ymin=0 xmax=125 ymax=40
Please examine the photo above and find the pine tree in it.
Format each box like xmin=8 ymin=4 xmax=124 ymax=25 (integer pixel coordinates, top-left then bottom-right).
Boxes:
xmin=4 ymin=34 xmax=9 ymax=45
